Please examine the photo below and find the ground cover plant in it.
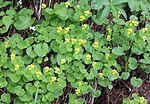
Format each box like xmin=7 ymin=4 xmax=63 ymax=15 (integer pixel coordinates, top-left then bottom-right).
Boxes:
xmin=0 ymin=0 xmax=150 ymax=104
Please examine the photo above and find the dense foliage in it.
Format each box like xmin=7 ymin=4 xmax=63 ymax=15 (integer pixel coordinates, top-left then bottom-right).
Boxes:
xmin=0 ymin=0 xmax=149 ymax=104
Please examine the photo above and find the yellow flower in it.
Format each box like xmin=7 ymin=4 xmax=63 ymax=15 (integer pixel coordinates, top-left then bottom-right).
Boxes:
xmin=71 ymin=38 xmax=76 ymax=44
xmin=118 ymin=11 xmax=121 ymax=17
xmin=82 ymin=24 xmax=88 ymax=29
xmin=92 ymin=41 xmax=99 ymax=48
xmin=75 ymin=89 xmax=80 ymax=94
xmin=86 ymin=54 xmax=91 ymax=60
xmin=99 ymin=73 xmax=103 ymax=77
xmin=92 ymin=62 xmax=97 ymax=67
xmin=77 ymin=5 xmax=80 ymax=9
xmin=80 ymin=15 xmax=85 ymax=21
xmin=44 ymin=66 xmax=49 ymax=72
xmin=65 ymin=1 xmax=70 ymax=8
xmin=4 ymin=42 xmax=9 ymax=48
xmin=41 ymin=3 xmax=46 ymax=9
xmin=140 ymin=96 xmax=145 ymax=103
xmin=50 ymin=77 xmax=57 ymax=83
xmin=105 ymin=53 xmax=110 ymax=60
xmin=107 ymin=35 xmax=111 ymax=41
xmin=127 ymin=28 xmax=132 ymax=34
xmin=78 ymin=39 xmax=86 ymax=45
xmin=28 ymin=64 xmax=35 ymax=70
xmin=142 ymin=36 xmax=147 ymax=41
xmin=143 ymin=27 xmax=148 ymax=33
xmin=36 ymin=71 xmax=42 ymax=77
xmin=61 ymin=59 xmax=66 ymax=64
xmin=65 ymin=38 xmax=70 ymax=43
xmin=107 ymin=46 xmax=111 ymax=50
xmin=56 ymin=26 xmax=62 ymax=33
xmin=78 ymin=82 xmax=83 ymax=86
xmin=64 ymin=27 xmax=70 ymax=33
xmin=15 ymin=64 xmax=20 ymax=70
xmin=84 ymin=11 xmax=90 ymax=16
xmin=75 ymin=47 xmax=80 ymax=54
xmin=107 ymin=28 xmax=112 ymax=33
xmin=10 ymin=53 xmax=16 ymax=61
xmin=112 ymin=70 xmax=117 ymax=75
xmin=54 ymin=67 xmax=59 ymax=73
xmin=129 ymin=20 xmax=138 ymax=26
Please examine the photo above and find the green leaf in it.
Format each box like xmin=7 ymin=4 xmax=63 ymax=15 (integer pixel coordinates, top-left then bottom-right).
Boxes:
xmin=54 ymin=3 xmax=68 ymax=20
xmin=6 ymin=9 xmax=16 ymax=15
xmin=2 ymin=16 xmax=13 ymax=28
xmin=26 ymin=46 xmax=37 ymax=58
xmin=112 ymin=0 xmax=127 ymax=5
xmin=14 ymin=16 xmax=35 ymax=30
xmin=128 ymin=57 xmax=137 ymax=70
xmin=34 ymin=43 xmax=49 ymax=57
xmin=112 ymin=46 xmax=124 ymax=56
xmin=92 ymin=90 xmax=101 ymax=98
xmin=25 ymin=83 xmax=37 ymax=94
xmin=0 ymin=78 xmax=7 ymax=88
xmin=121 ymin=72 xmax=130 ymax=80
xmin=91 ymin=0 xmax=110 ymax=10
xmin=9 ymin=73 xmax=21 ymax=83
xmin=100 ymin=6 xmax=111 ymax=20
xmin=17 ymin=40 xmax=30 ymax=49
xmin=14 ymin=86 xmax=25 ymax=96
xmin=19 ymin=92 xmax=32 ymax=101
xmin=1 ymin=93 xmax=11 ymax=104
xmin=130 ymin=77 xmax=142 ymax=87
xmin=59 ymin=43 xmax=67 ymax=53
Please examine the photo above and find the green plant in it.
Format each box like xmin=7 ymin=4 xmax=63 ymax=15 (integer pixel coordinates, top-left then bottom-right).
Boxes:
xmin=0 ymin=0 xmax=150 ymax=104
xmin=123 ymin=93 xmax=148 ymax=104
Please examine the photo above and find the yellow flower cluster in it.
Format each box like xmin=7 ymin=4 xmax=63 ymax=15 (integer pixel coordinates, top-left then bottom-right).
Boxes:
xmin=50 ymin=77 xmax=57 ymax=83
xmin=77 ymin=5 xmax=80 ymax=9
xmin=44 ymin=66 xmax=49 ymax=72
xmin=92 ymin=62 xmax=97 ymax=67
xmin=80 ymin=15 xmax=86 ymax=21
xmin=84 ymin=11 xmax=90 ymax=16
xmin=4 ymin=42 xmax=8 ymax=48
xmin=56 ymin=26 xmax=62 ymax=33
xmin=28 ymin=64 xmax=35 ymax=71
xmin=107 ymin=28 xmax=112 ymax=33
xmin=64 ymin=27 xmax=70 ymax=33
xmin=10 ymin=53 xmax=16 ymax=61
xmin=129 ymin=20 xmax=138 ymax=26
xmin=118 ymin=11 xmax=121 ymax=17
xmin=99 ymin=73 xmax=103 ymax=77
xmin=105 ymin=53 xmax=110 ymax=60
xmin=61 ymin=59 xmax=66 ymax=64
xmin=41 ymin=3 xmax=46 ymax=9
xmin=75 ymin=47 xmax=80 ymax=54
xmin=36 ymin=71 xmax=42 ymax=77
xmin=112 ymin=70 xmax=117 ymax=75
xmin=78 ymin=82 xmax=83 ymax=86
xmin=65 ymin=38 xmax=70 ymax=43
xmin=54 ymin=67 xmax=59 ymax=73
xmin=107 ymin=35 xmax=111 ymax=41
xmin=78 ymin=39 xmax=86 ymax=45
xmin=65 ymin=1 xmax=70 ymax=8
xmin=15 ymin=64 xmax=20 ymax=70
xmin=71 ymin=38 xmax=76 ymax=44
xmin=127 ymin=28 xmax=133 ymax=34
xmin=140 ymin=96 xmax=145 ymax=103
xmin=143 ymin=27 xmax=148 ymax=33
xmin=82 ymin=24 xmax=88 ymax=29
xmin=75 ymin=89 xmax=80 ymax=94
xmin=92 ymin=41 xmax=99 ymax=48
xmin=86 ymin=54 xmax=91 ymax=60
